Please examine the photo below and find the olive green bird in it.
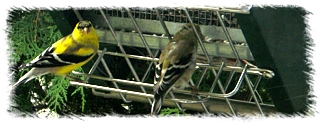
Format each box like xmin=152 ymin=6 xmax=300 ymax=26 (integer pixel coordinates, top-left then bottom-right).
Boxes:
xmin=151 ymin=23 xmax=204 ymax=115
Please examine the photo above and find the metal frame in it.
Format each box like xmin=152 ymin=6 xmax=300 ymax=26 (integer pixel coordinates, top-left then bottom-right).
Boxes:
xmin=69 ymin=6 xmax=275 ymax=116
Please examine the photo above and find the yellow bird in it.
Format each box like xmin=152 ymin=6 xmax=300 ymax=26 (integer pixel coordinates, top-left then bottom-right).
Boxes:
xmin=11 ymin=20 xmax=99 ymax=90
xmin=151 ymin=23 xmax=204 ymax=115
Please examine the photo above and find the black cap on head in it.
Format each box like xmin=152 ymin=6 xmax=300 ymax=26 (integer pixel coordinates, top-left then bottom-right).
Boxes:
xmin=77 ymin=20 xmax=92 ymax=29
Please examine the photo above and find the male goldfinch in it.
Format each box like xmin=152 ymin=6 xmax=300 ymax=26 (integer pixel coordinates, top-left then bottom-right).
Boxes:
xmin=151 ymin=23 xmax=204 ymax=115
xmin=11 ymin=20 xmax=99 ymax=90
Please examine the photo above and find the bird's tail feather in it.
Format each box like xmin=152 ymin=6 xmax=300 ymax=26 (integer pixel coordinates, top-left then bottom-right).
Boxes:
xmin=10 ymin=68 xmax=47 ymax=91
xmin=11 ymin=75 xmax=35 ymax=90
xmin=151 ymin=95 xmax=163 ymax=115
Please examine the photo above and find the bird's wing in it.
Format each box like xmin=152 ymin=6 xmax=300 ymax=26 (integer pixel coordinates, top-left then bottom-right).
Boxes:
xmin=154 ymin=41 xmax=193 ymax=96
xmin=19 ymin=36 xmax=94 ymax=70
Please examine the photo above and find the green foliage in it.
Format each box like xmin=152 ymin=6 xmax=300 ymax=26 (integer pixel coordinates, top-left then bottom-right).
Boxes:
xmin=8 ymin=9 xmax=59 ymax=116
xmin=71 ymin=86 xmax=86 ymax=112
xmin=159 ymin=107 xmax=188 ymax=116
xmin=45 ymin=76 xmax=70 ymax=112
xmin=192 ymin=69 xmax=211 ymax=91
xmin=70 ymin=68 xmax=87 ymax=112
xmin=8 ymin=9 xmax=87 ymax=116
xmin=11 ymin=89 xmax=34 ymax=112
xmin=8 ymin=9 xmax=62 ymax=63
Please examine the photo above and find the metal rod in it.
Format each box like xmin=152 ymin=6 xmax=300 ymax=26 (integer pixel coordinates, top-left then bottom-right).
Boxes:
xmin=218 ymin=64 xmax=247 ymax=97
xmin=217 ymin=11 xmax=264 ymax=115
xmin=85 ymin=48 xmax=131 ymax=103
xmin=123 ymin=7 xmax=158 ymax=105
xmin=216 ymin=11 xmax=242 ymax=66
xmin=195 ymin=68 xmax=208 ymax=88
xmin=91 ymin=92 xmax=277 ymax=115
xmin=100 ymin=51 xmax=157 ymax=62
xmin=99 ymin=8 xmax=152 ymax=104
xmin=175 ymin=64 xmax=248 ymax=98
xmin=87 ymin=83 xmax=275 ymax=114
xmin=214 ymin=10 xmax=239 ymax=93
xmin=100 ymin=58 xmax=112 ymax=77
xmin=154 ymin=8 xmax=187 ymax=111
xmin=208 ymin=62 xmax=236 ymax=115
xmin=136 ymin=48 xmax=160 ymax=84
xmin=198 ymin=64 xmax=274 ymax=76
xmin=100 ymin=50 xmax=274 ymax=77
xmin=245 ymin=75 xmax=263 ymax=103
xmin=184 ymin=9 xmax=268 ymax=115
xmin=181 ymin=6 xmax=251 ymax=14
xmin=216 ymin=74 xmax=236 ymax=115
xmin=72 ymin=65 xmax=249 ymax=99
xmin=83 ymin=48 xmax=107 ymax=83
xmin=185 ymin=8 xmax=234 ymax=114
xmin=170 ymin=96 xmax=209 ymax=104
xmin=72 ymin=9 xmax=84 ymax=21
xmin=189 ymin=79 xmax=210 ymax=114
xmin=209 ymin=62 xmax=225 ymax=92
xmin=183 ymin=8 xmax=228 ymax=94
xmin=154 ymin=8 xmax=172 ymax=40
xmin=70 ymin=81 xmax=154 ymax=98
xmin=168 ymin=91 xmax=185 ymax=112
xmin=248 ymin=76 xmax=263 ymax=102
xmin=183 ymin=8 xmax=211 ymax=63
xmin=224 ymin=71 xmax=236 ymax=91
xmin=140 ymin=51 xmax=159 ymax=83
xmin=217 ymin=18 xmax=242 ymax=87
xmin=244 ymin=75 xmax=264 ymax=116
xmin=124 ymin=7 xmax=155 ymax=60
xmin=72 ymin=71 xmax=154 ymax=88
xmin=100 ymin=58 xmax=132 ymax=103
xmin=184 ymin=8 xmax=236 ymax=114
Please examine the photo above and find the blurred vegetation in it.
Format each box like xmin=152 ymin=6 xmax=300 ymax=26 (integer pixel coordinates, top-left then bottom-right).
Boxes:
xmin=8 ymin=9 xmax=66 ymax=117
xmin=7 ymin=8 xmax=272 ymax=118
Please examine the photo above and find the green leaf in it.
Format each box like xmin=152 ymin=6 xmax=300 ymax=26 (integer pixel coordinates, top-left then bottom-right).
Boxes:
xmin=159 ymin=107 xmax=188 ymax=116
xmin=70 ymin=68 xmax=87 ymax=112
xmin=45 ymin=76 xmax=70 ymax=112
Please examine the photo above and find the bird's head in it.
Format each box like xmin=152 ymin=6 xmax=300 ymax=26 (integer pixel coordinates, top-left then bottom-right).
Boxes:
xmin=180 ymin=23 xmax=201 ymax=33
xmin=176 ymin=23 xmax=205 ymax=41
xmin=76 ymin=20 xmax=93 ymax=35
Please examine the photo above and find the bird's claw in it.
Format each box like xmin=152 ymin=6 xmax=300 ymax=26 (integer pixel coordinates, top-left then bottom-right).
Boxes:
xmin=190 ymin=86 xmax=199 ymax=95
xmin=67 ymin=75 xmax=85 ymax=83
xmin=74 ymin=77 xmax=85 ymax=83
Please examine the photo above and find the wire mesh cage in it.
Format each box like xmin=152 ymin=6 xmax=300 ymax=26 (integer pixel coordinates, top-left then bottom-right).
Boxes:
xmin=68 ymin=6 xmax=276 ymax=116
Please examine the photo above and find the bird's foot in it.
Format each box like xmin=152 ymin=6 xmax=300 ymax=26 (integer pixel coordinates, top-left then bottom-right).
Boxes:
xmin=190 ymin=86 xmax=199 ymax=95
xmin=74 ymin=77 xmax=85 ymax=83
xmin=67 ymin=75 xmax=85 ymax=83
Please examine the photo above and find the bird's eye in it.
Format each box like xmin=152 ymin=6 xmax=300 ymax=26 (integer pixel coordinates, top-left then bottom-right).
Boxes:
xmin=83 ymin=23 xmax=92 ymax=28
xmin=77 ymin=26 xmax=84 ymax=30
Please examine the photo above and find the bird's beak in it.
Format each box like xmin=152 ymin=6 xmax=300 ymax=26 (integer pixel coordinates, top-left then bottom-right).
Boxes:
xmin=83 ymin=27 xmax=90 ymax=34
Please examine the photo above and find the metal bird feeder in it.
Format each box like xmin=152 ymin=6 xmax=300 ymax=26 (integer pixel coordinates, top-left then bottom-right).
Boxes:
xmin=49 ymin=6 xmax=310 ymax=116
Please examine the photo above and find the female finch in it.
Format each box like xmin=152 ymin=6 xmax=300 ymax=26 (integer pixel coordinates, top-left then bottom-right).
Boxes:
xmin=151 ymin=23 xmax=204 ymax=115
